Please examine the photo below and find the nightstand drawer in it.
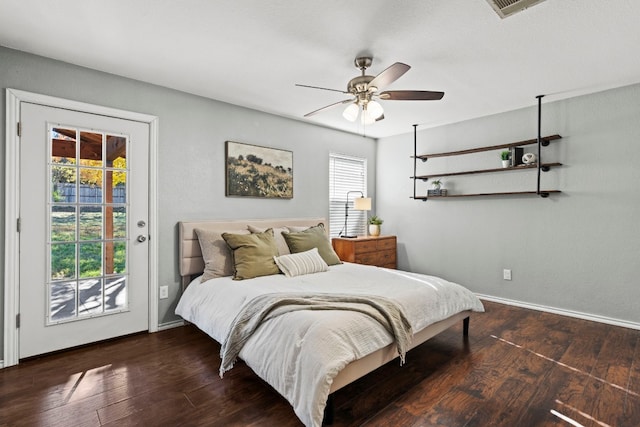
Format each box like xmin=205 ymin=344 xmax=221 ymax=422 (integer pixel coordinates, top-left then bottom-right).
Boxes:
xmin=376 ymin=249 xmax=396 ymax=266
xmin=353 ymin=240 xmax=378 ymax=254
xmin=355 ymin=252 xmax=380 ymax=265
xmin=376 ymin=238 xmax=396 ymax=251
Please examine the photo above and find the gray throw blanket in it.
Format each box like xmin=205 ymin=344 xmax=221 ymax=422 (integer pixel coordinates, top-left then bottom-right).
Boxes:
xmin=219 ymin=292 xmax=413 ymax=377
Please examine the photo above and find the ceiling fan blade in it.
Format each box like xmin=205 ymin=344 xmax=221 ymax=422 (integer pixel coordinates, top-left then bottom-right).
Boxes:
xmin=379 ymin=90 xmax=445 ymax=101
xmin=304 ymin=99 xmax=354 ymax=117
xmin=368 ymin=62 xmax=411 ymax=91
xmin=295 ymin=84 xmax=349 ymax=94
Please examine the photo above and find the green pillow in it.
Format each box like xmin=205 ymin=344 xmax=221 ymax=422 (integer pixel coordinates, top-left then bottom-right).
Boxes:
xmin=222 ymin=229 xmax=280 ymax=280
xmin=282 ymin=224 xmax=342 ymax=266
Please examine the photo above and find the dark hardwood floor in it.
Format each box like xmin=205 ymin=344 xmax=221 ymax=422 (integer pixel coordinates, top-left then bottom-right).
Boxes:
xmin=1 ymin=301 xmax=639 ymax=426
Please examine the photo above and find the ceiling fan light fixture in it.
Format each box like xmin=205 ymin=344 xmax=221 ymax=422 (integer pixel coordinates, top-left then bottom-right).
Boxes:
xmin=361 ymin=107 xmax=376 ymax=125
xmin=342 ymin=103 xmax=359 ymax=122
xmin=367 ymin=100 xmax=384 ymax=119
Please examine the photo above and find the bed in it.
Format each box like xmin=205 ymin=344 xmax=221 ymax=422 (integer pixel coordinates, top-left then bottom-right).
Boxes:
xmin=175 ymin=218 xmax=484 ymax=426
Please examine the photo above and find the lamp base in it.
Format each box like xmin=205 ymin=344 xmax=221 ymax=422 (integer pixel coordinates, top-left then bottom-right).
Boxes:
xmin=341 ymin=235 xmax=358 ymax=239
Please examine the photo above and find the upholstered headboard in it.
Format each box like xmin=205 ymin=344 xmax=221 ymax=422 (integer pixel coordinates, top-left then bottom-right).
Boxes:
xmin=178 ymin=217 xmax=327 ymax=288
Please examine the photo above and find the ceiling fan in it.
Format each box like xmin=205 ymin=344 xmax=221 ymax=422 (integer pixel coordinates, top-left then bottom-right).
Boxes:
xmin=296 ymin=56 xmax=444 ymax=124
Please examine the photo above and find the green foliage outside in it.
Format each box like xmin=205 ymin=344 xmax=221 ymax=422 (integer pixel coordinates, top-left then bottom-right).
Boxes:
xmin=51 ymin=211 xmax=126 ymax=279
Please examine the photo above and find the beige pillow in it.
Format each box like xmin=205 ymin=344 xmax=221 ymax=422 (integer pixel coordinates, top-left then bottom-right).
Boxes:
xmin=274 ymin=248 xmax=328 ymax=278
xmin=195 ymin=228 xmax=249 ymax=282
xmin=248 ymin=224 xmax=290 ymax=255
xmin=282 ymin=223 xmax=342 ymax=266
xmin=285 ymin=225 xmax=309 ymax=233
xmin=222 ymin=229 xmax=280 ymax=280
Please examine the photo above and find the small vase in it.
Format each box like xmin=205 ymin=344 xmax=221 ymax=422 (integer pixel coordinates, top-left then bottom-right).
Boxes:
xmin=502 ymin=160 xmax=510 ymax=168
xmin=369 ymin=224 xmax=381 ymax=236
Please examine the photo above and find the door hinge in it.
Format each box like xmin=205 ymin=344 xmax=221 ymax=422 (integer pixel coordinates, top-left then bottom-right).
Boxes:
xmin=17 ymin=122 xmax=21 ymax=137
xmin=17 ymin=218 xmax=21 ymax=233
xmin=16 ymin=313 xmax=20 ymax=328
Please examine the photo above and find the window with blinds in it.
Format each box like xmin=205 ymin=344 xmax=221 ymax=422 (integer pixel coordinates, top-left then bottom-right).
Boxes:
xmin=329 ymin=153 xmax=368 ymax=238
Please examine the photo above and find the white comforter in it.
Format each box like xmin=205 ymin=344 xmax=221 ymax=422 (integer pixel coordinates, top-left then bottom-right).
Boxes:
xmin=175 ymin=262 xmax=484 ymax=427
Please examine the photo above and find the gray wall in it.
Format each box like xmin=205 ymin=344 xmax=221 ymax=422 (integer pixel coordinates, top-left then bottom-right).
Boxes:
xmin=377 ymin=84 xmax=640 ymax=325
xmin=0 ymin=46 xmax=376 ymax=356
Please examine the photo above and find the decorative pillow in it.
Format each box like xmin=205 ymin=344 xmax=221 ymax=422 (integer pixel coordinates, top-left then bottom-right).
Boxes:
xmin=274 ymin=248 xmax=329 ymax=278
xmin=222 ymin=229 xmax=280 ymax=280
xmin=248 ymin=225 xmax=290 ymax=256
xmin=285 ymin=225 xmax=309 ymax=233
xmin=282 ymin=223 xmax=342 ymax=266
xmin=195 ymin=228 xmax=249 ymax=282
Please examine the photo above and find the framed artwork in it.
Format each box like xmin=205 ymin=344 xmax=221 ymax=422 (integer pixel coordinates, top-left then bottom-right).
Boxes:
xmin=225 ymin=141 xmax=293 ymax=198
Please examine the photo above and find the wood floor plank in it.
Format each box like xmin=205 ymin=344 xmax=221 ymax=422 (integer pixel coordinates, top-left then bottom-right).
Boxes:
xmin=2 ymin=301 xmax=639 ymax=426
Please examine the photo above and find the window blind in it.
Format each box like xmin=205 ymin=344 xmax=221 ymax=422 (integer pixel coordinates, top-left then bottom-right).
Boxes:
xmin=329 ymin=153 xmax=368 ymax=238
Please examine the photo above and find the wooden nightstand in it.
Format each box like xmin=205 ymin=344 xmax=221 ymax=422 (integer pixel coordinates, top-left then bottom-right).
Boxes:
xmin=331 ymin=235 xmax=397 ymax=269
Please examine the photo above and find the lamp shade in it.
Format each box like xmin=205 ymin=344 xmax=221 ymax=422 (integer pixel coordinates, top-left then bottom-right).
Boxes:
xmin=353 ymin=197 xmax=372 ymax=211
xmin=367 ymin=100 xmax=384 ymax=119
xmin=342 ymin=103 xmax=359 ymax=122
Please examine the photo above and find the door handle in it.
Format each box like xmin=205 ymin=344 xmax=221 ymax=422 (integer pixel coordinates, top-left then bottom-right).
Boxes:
xmin=137 ymin=235 xmax=147 ymax=243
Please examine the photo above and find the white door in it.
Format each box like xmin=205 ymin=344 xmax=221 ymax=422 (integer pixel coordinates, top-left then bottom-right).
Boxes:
xmin=19 ymin=103 xmax=149 ymax=358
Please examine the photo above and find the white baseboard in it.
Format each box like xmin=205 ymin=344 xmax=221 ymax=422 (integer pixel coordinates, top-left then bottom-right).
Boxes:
xmin=477 ymin=294 xmax=640 ymax=331
xmin=157 ymin=319 xmax=185 ymax=331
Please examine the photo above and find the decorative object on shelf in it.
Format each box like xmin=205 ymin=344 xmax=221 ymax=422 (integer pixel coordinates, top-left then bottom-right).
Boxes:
xmin=500 ymin=150 xmax=511 ymax=168
xmin=510 ymin=147 xmax=524 ymax=167
xmin=522 ymin=152 xmax=537 ymax=165
xmin=339 ymin=191 xmax=371 ymax=238
xmin=368 ymin=215 xmax=384 ymax=236
xmin=225 ymin=141 xmax=293 ymax=199
xmin=427 ymin=179 xmax=444 ymax=197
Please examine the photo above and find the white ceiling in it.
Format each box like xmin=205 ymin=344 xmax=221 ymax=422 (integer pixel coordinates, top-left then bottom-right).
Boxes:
xmin=2 ymin=0 xmax=640 ymax=138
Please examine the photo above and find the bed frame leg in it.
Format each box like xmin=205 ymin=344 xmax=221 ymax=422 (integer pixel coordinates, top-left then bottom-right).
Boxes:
xmin=323 ymin=394 xmax=334 ymax=425
xmin=463 ymin=316 xmax=470 ymax=337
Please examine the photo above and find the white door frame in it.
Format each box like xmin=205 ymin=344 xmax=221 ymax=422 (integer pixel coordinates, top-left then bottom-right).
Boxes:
xmin=4 ymin=88 xmax=159 ymax=367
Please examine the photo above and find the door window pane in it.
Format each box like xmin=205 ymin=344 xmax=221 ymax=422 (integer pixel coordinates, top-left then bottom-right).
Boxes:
xmin=51 ymin=128 xmax=76 ymax=163
xmin=79 ymin=168 xmax=103 ymax=203
xmin=79 ymin=278 xmax=103 ymax=315
xmin=79 ymin=131 xmax=103 ymax=167
xmin=47 ymin=125 xmax=130 ymax=323
xmin=105 ymin=276 xmax=127 ymax=311
xmin=110 ymin=206 xmax=126 ymax=238
xmin=107 ymin=170 xmax=127 ymax=203
xmin=50 ymin=281 xmax=76 ymax=321
xmin=52 ymin=167 xmax=77 ymax=203
xmin=51 ymin=206 xmax=76 ymax=242
xmin=51 ymin=243 xmax=76 ymax=280
xmin=79 ymin=242 xmax=102 ymax=278
xmin=79 ymin=206 xmax=102 ymax=240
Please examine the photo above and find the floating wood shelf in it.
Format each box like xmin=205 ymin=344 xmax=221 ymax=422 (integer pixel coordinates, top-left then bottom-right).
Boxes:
xmin=413 ymin=134 xmax=561 ymax=161
xmin=412 ymin=162 xmax=562 ymax=180
xmin=412 ymin=190 xmax=561 ymax=200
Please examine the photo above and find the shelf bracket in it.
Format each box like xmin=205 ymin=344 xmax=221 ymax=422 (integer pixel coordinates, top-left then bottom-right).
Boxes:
xmin=413 ymin=124 xmax=421 ymax=200
xmin=536 ymin=95 xmax=544 ymax=197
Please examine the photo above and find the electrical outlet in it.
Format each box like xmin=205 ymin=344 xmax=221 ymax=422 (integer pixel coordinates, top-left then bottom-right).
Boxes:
xmin=159 ymin=285 xmax=169 ymax=299
xmin=503 ymin=269 xmax=512 ymax=281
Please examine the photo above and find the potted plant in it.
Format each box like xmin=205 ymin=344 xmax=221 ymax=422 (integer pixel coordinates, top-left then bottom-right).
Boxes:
xmin=500 ymin=150 xmax=511 ymax=168
xmin=368 ymin=215 xmax=383 ymax=236
xmin=431 ymin=179 xmax=442 ymax=190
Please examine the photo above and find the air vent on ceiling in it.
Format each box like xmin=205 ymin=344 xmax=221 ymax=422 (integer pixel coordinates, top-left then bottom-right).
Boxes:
xmin=486 ymin=0 xmax=547 ymax=18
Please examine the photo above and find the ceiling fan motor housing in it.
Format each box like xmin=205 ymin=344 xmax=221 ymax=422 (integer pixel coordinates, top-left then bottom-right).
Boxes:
xmin=347 ymin=75 xmax=376 ymax=95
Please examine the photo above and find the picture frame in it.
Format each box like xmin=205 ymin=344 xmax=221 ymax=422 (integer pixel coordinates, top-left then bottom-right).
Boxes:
xmin=225 ymin=141 xmax=293 ymax=199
